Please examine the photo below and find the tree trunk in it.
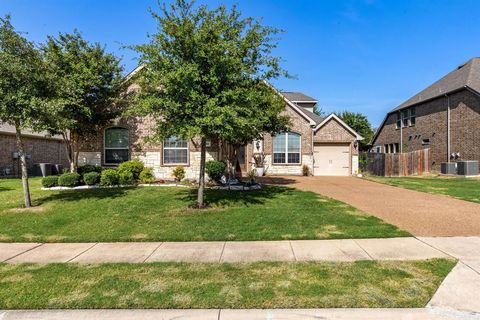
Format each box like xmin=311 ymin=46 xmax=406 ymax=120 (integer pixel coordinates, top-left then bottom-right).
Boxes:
xmin=15 ymin=126 xmax=32 ymax=208
xmin=196 ymin=137 xmax=207 ymax=208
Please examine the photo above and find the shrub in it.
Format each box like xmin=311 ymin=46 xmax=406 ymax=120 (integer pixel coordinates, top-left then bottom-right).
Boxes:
xmin=58 ymin=172 xmax=81 ymax=187
xmin=139 ymin=167 xmax=155 ymax=184
xmin=100 ymin=169 xmax=120 ymax=186
xmin=246 ymin=169 xmax=257 ymax=181
xmin=118 ymin=160 xmax=144 ymax=181
xmin=83 ymin=172 xmax=100 ymax=186
xmin=41 ymin=176 xmax=58 ymax=188
xmin=205 ymin=160 xmax=226 ymax=182
xmin=302 ymin=164 xmax=311 ymax=176
xmin=119 ymin=171 xmax=135 ymax=185
xmin=172 ymin=166 xmax=185 ymax=182
xmin=78 ymin=165 xmax=102 ymax=176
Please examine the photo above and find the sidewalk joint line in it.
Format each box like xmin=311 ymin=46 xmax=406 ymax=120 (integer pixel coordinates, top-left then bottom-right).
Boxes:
xmin=414 ymin=237 xmax=458 ymax=260
xmin=3 ymin=243 xmax=44 ymax=263
xmin=218 ymin=242 xmax=226 ymax=263
xmin=143 ymin=242 xmax=164 ymax=263
xmin=352 ymin=240 xmax=374 ymax=260
xmin=289 ymin=241 xmax=298 ymax=261
xmin=217 ymin=309 xmax=222 ymax=320
xmin=459 ymin=260 xmax=480 ymax=277
xmin=67 ymin=243 xmax=98 ymax=263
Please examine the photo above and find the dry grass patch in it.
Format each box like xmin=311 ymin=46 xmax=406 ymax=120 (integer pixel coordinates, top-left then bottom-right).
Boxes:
xmin=0 ymin=260 xmax=455 ymax=309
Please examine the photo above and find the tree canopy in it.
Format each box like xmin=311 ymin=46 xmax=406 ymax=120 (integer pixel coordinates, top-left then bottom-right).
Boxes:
xmin=130 ymin=0 xmax=290 ymax=207
xmin=43 ymin=30 xmax=123 ymax=171
xmin=336 ymin=111 xmax=374 ymax=151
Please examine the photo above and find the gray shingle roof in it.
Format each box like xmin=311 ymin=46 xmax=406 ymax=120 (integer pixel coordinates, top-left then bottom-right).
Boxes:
xmin=391 ymin=57 xmax=480 ymax=112
xmin=299 ymin=107 xmax=325 ymax=125
xmin=281 ymin=92 xmax=318 ymax=103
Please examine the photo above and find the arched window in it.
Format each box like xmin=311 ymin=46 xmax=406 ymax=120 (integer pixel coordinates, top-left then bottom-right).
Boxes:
xmin=104 ymin=127 xmax=129 ymax=164
xmin=273 ymin=132 xmax=301 ymax=164
xmin=163 ymin=136 xmax=188 ymax=164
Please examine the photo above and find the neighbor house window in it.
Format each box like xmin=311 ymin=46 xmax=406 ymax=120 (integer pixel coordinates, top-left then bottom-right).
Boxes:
xmin=273 ymin=132 xmax=301 ymax=164
xmin=396 ymin=112 xmax=401 ymax=129
xmin=104 ymin=127 xmax=129 ymax=164
xmin=394 ymin=143 xmax=400 ymax=153
xmin=163 ymin=136 xmax=188 ymax=164
xmin=410 ymin=107 xmax=416 ymax=126
xmin=402 ymin=110 xmax=409 ymax=127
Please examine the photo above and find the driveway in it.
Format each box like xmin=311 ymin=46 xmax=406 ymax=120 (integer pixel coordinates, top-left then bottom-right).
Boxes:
xmin=261 ymin=176 xmax=480 ymax=237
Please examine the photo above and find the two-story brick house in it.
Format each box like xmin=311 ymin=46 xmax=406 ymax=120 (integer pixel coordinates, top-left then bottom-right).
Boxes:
xmin=76 ymin=71 xmax=363 ymax=179
xmin=372 ymin=57 xmax=480 ymax=171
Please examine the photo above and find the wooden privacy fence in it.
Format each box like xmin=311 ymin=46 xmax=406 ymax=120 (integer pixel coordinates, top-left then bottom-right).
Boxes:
xmin=367 ymin=149 xmax=431 ymax=177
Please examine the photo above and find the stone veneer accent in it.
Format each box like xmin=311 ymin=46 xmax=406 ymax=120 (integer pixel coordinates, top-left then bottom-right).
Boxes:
xmin=264 ymin=154 xmax=313 ymax=176
xmin=78 ymin=152 xmax=102 ymax=167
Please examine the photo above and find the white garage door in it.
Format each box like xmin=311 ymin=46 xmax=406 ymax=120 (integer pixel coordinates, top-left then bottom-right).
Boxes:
xmin=313 ymin=144 xmax=350 ymax=176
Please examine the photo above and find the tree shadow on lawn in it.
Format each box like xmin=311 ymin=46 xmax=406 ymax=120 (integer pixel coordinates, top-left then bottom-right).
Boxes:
xmin=34 ymin=187 xmax=130 ymax=206
xmin=180 ymin=185 xmax=293 ymax=208
xmin=0 ymin=186 xmax=13 ymax=193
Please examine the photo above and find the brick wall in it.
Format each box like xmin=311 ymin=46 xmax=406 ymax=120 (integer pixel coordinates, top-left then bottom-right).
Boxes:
xmin=373 ymin=90 xmax=480 ymax=171
xmin=0 ymin=133 xmax=68 ymax=176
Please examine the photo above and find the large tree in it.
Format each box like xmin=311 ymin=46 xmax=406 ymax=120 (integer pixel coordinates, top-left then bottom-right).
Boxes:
xmin=131 ymin=0 xmax=290 ymax=208
xmin=43 ymin=31 xmax=123 ymax=172
xmin=336 ymin=111 xmax=374 ymax=151
xmin=0 ymin=15 xmax=50 ymax=207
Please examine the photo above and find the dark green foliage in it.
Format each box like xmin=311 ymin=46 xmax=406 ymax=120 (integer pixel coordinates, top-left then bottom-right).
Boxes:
xmin=172 ymin=166 xmax=185 ymax=182
xmin=117 ymin=160 xmax=144 ymax=181
xmin=100 ymin=169 xmax=119 ymax=186
xmin=205 ymin=160 xmax=226 ymax=182
xmin=58 ymin=173 xmax=81 ymax=187
xmin=83 ymin=172 xmax=100 ymax=186
xmin=119 ymin=171 xmax=135 ymax=186
xmin=78 ymin=165 xmax=102 ymax=176
xmin=336 ymin=111 xmax=375 ymax=151
xmin=41 ymin=176 xmax=58 ymax=188
xmin=139 ymin=168 xmax=156 ymax=184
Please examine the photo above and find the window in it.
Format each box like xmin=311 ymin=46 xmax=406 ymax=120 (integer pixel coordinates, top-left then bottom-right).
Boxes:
xmin=104 ymin=127 xmax=129 ymax=164
xmin=410 ymin=107 xmax=416 ymax=126
xmin=394 ymin=143 xmax=400 ymax=153
xmin=163 ymin=136 xmax=188 ymax=164
xmin=422 ymin=139 xmax=430 ymax=146
xmin=396 ymin=112 xmax=401 ymax=129
xmin=273 ymin=132 xmax=301 ymax=164
xmin=402 ymin=110 xmax=409 ymax=127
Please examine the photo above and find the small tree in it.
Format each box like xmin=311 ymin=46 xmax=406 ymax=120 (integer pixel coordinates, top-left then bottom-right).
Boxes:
xmin=131 ymin=0 xmax=289 ymax=208
xmin=43 ymin=31 xmax=123 ymax=172
xmin=0 ymin=15 xmax=50 ymax=207
xmin=336 ymin=111 xmax=374 ymax=151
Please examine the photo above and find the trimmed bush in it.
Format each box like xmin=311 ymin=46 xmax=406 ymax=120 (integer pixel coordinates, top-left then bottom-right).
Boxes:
xmin=83 ymin=172 xmax=100 ymax=186
xmin=58 ymin=173 xmax=81 ymax=187
xmin=205 ymin=160 xmax=226 ymax=182
xmin=118 ymin=160 xmax=144 ymax=181
xmin=78 ymin=165 xmax=102 ymax=176
xmin=119 ymin=171 xmax=135 ymax=185
xmin=139 ymin=168 xmax=155 ymax=184
xmin=100 ymin=169 xmax=119 ymax=186
xmin=42 ymin=176 xmax=59 ymax=188
xmin=172 ymin=166 xmax=185 ymax=182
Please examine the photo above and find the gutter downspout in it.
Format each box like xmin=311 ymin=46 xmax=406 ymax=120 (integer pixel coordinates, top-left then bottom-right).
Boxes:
xmin=445 ymin=93 xmax=451 ymax=163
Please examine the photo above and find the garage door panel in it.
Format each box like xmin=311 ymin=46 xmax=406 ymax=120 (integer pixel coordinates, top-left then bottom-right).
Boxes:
xmin=313 ymin=144 xmax=350 ymax=176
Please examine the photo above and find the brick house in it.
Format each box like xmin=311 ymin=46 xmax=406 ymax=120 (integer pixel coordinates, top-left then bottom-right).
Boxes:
xmin=371 ymin=58 xmax=480 ymax=172
xmin=77 ymin=75 xmax=362 ymax=179
xmin=0 ymin=122 xmax=69 ymax=177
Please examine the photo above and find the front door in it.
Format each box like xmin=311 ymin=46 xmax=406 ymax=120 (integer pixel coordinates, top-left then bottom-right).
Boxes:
xmin=236 ymin=145 xmax=247 ymax=176
xmin=313 ymin=143 xmax=350 ymax=176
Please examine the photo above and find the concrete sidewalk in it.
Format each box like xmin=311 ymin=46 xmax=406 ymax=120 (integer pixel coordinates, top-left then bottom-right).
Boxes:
xmin=5 ymin=237 xmax=479 ymax=264
xmin=1 ymin=308 xmax=479 ymax=320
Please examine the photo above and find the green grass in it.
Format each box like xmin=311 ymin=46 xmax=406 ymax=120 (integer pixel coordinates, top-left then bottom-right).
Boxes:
xmin=0 ymin=178 xmax=409 ymax=242
xmin=0 ymin=259 xmax=455 ymax=309
xmin=365 ymin=175 xmax=480 ymax=204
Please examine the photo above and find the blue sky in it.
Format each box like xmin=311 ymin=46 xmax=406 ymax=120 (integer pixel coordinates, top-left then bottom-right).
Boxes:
xmin=1 ymin=0 xmax=480 ymax=126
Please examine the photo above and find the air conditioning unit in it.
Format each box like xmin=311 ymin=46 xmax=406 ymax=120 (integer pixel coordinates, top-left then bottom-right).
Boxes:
xmin=457 ymin=161 xmax=479 ymax=176
xmin=441 ymin=162 xmax=456 ymax=175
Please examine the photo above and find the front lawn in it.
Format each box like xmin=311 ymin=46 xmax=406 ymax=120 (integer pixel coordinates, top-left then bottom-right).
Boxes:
xmin=0 ymin=259 xmax=455 ymax=309
xmin=0 ymin=178 xmax=409 ymax=242
xmin=365 ymin=175 xmax=480 ymax=204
